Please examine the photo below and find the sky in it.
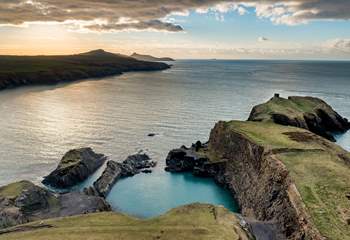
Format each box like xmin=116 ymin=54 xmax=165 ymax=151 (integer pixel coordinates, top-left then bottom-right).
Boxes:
xmin=1 ymin=0 xmax=350 ymax=60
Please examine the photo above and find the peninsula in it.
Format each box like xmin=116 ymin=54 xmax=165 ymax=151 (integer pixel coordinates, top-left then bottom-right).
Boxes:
xmin=0 ymin=49 xmax=170 ymax=90
xmin=130 ymin=52 xmax=175 ymax=62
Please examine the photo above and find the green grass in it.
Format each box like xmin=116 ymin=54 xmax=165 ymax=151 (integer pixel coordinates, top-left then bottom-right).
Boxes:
xmin=0 ymin=180 xmax=34 ymax=200
xmin=0 ymin=204 xmax=251 ymax=240
xmin=250 ymin=96 xmax=329 ymax=122
xmin=224 ymin=121 xmax=350 ymax=240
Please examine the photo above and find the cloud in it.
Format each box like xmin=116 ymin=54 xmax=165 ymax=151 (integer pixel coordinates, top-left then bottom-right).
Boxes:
xmin=326 ymin=39 xmax=350 ymax=53
xmin=258 ymin=37 xmax=269 ymax=42
xmin=0 ymin=0 xmax=350 ymax=32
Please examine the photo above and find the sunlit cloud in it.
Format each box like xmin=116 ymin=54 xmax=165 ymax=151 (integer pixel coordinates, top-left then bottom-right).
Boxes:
xmin=0 ymin=0 xmax=350 ymax=32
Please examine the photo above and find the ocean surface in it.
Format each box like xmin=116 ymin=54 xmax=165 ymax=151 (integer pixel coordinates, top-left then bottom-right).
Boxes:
xmin=0 ymin=60 xmax=349 ymax=218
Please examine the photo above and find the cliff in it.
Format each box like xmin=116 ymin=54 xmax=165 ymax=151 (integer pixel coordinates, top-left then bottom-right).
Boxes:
xmin=0 ymin=203 xmax=252 ymax=240
xmin=166 ymin=121 xmax=350 ymax=239
xmin=0 ymin=49 xmax=170 ymax=90
xmin=248 ymin=94 xmax=350 ymax=141
xmin=130 ymin=52 xmax=175 ymax=62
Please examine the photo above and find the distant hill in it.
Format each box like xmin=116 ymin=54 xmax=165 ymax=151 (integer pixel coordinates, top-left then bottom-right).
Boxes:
xmin=0 ymin=49 xmax=170 ymax=90
xmin=131 ymin=52 xmax=175 ymax=62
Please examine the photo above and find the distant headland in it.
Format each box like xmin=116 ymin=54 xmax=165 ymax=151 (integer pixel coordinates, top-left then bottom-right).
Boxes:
xmin=130 ymin=52 xmax=175 ymax=62
xmin=0 ymin=49 xmax=170 ymax=91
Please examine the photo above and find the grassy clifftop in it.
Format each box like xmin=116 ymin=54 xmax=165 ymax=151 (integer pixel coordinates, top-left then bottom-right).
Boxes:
xmin=0 ymin=203 xmax=251 ymax=240
xmin=248 ymin=95 xmax=350 ymax=141
xmin=213 ymin=121 xmax=350 ymax=239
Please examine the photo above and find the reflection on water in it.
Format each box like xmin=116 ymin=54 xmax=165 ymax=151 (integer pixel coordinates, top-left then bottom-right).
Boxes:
xmin=0 ymin=60 xmax=349 ymax=217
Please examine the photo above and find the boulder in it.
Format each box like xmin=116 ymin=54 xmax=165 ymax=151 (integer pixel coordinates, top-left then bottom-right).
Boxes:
xmin=42 ymin=148 xmax=107 ymax=188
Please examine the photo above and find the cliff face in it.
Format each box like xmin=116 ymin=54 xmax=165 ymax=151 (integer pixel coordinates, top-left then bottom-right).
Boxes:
xmin=0 ymin=50 xmax=170 ymax=90
xmin=208 ymin=121 xmax=350 ymax=240
xmin=208 ymin=122 xmax=320 ymax=239
xmin=165 ymin=121 xmax=350 ymax=240
xmin=248 ymin=95 xmax=350 ymax=141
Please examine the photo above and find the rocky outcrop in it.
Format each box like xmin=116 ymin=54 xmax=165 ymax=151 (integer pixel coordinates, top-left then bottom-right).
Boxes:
xmin=165 ymin=141 xmax=228 ymax=186
xmin=0 ymin=50 xmax=170 ymax=91
xmin=42 ymin=148 xmax=107 ymax=188
xmin=85 ymin=153 xmax=157 ymax=197
xmin=248 ymin=94 xmax=350 ymax=141
xmin=0 ymin=181 xmax=110 ymax=229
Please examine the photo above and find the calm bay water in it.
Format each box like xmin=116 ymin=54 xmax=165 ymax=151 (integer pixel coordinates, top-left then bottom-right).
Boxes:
xmin=0 ymin=60 xmax=349 ymax=217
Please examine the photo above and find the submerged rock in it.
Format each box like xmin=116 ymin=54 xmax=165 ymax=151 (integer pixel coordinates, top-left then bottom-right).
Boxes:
xmin=42 ymin=148 xmax=107 ymax=188
xmin=0 ymin=180 xmax=110 ymax=229
xmin=248 ymin=94 xmax=350 ymax=141
xmin=85 ymin=153 xmax=157 ymax=197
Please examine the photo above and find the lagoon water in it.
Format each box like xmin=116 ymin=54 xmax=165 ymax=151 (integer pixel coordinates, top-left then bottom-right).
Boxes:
xmin=0 ymin=60 xmax=349 ymax=217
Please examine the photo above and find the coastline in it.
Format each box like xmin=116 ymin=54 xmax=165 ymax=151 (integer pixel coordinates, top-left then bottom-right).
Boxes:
xmin=0 ymin=50 xmax=170 ymax=91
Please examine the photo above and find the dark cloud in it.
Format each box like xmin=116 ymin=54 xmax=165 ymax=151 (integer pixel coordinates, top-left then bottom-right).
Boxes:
xmin=0 ymin=0 xmax=350 ymax=32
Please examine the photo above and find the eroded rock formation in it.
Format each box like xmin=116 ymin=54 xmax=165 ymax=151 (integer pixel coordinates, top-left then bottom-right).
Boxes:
xmin=42 ymin=148 xmax=107 ymax=188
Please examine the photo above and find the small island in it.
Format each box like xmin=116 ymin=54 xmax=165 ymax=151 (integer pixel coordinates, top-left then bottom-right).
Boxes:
xmin=0 ymin=49 xmax=170 ymax=91
xmin=130 ymin=52 xmax=175 ymax=62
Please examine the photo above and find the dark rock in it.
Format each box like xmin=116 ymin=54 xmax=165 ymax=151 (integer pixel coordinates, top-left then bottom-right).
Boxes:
xmin=85 ymin=153 xmax=157 ymax=197
xmin=42 ymin=148 xmax=107 ymax=188
xmin=0 ymin=181 xmax=110 ymax=229
xmin=165 ymin=143 xmax=209 ymax=173
xmin=91 ymin=161 xmax=122 ymax=197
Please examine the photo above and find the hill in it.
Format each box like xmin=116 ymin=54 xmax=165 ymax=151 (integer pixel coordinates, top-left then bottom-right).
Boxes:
xmin=0 ymin=204 xmax=252 ymax=240
xmin=0 ymin=49 xmax=170 ymax=90
xmin=130 ymin=52 xmax=175 ymax=62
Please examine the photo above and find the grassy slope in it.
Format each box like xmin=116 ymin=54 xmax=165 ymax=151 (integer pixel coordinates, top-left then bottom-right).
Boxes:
xmin=0 ymin=180 xmax=34 ymax=199
xmin=0 ymin=204 xmax=250 ymax=240
xmin=225 ymin=121 xmax=350 ymax=239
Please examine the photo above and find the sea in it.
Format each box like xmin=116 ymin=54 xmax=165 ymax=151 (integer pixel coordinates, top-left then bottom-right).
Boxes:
xmin=0 ymin=60 xmax=349 ymax=218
